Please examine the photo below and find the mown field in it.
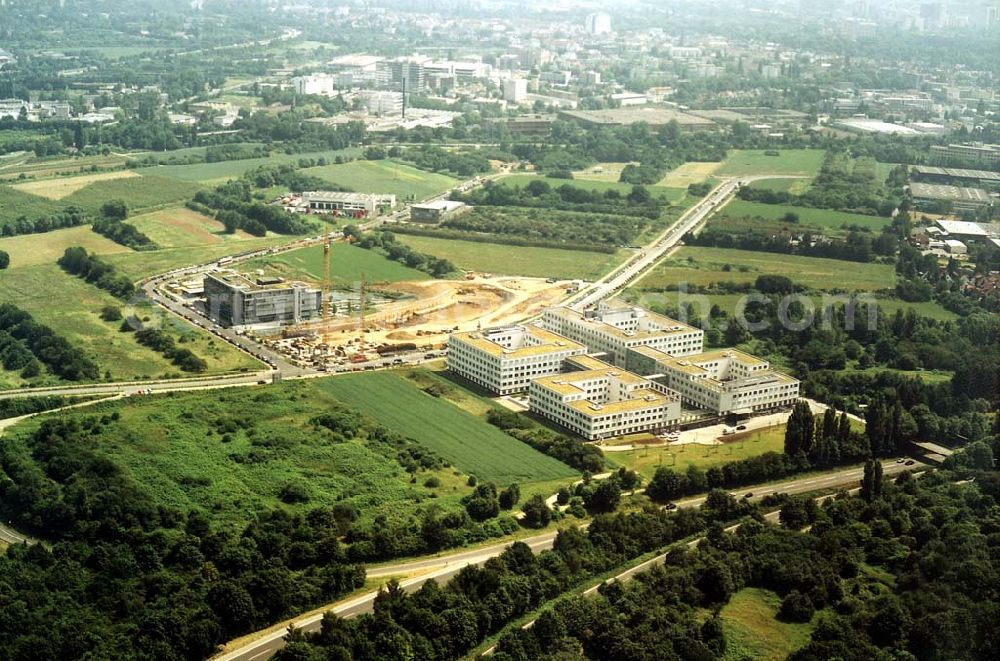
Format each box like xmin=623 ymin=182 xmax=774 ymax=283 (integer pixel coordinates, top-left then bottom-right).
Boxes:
xmin=137 ymin=147 xmax=363 ymax=185
xmin=242 ymin=242 xmax=430 ymax=285
xmin=720 ymin=588 xmax=819 ymax=660
xmin=0 ymin=264 xmax=260 ymax=385
xmin=0 ymin=225 xmax=130 ymax=269
xmin=303 ymin=159 xmax=459 ymax=201
xmin=715 ymin=149 xmax=826 ymax=178
xmin=397 ymin=234 xmax=627 ymax=280
xmin=2 ymin=380 xmax=477 ymax=532
xmin=635 ymin=247 xmax=896 ymax=292
xmin=715 ymin=200 xmax=891 ymax=234
xmin=317 ymin=372 xmax=579 ymax=484
xmin=658 ymin=161 xmax=720 ymax=188
xmin=498 ymin=173 xmax=687 ymax=202
xmin=127 ymin=207 xmax=257 ymax=248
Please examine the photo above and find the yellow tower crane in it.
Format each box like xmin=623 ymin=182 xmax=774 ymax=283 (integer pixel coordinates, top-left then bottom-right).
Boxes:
xmin=321 ymin=238 xmax=332 ymax=321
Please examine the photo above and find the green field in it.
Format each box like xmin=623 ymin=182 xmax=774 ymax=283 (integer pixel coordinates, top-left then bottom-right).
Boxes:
xmin=2 ymin=380 xmax=477 ymax=532
xmin=716 ymin=149 xmax=826 ymax=178
xmin=103 ymin=235 xmax=301 ymax=280
xmin=746 ymin=177 xmax=812 ymax=195
xmin=635 ymin=247 xmax=896 ymax=292
xmin=397 ymin=234 xmax=626 ymax=280
xmin=0 ymin=264 xmax=260 ymax=386
xmin=242 ymin=242 xmax=430 ymax=285
xmin=137 ymin=147 xmax=363 ymax=185
xmin=303 ymin=160 xmax=459 ymax=201
xmin=127 ymin=206 xmax=258 ymax=248
xmin=720 ymin=588 xmax=818 ymax=660
xmin=498 ymin=173 xmax=687 ymax=202
xmin=716 ymin=200 xmax=891 ymax=233
xmin=61 ymin=174 xmax=204 ymax=216
xmin=0 ymin=185 xmax=64 ymax=227
xmin=317 ymin=372 xmax=579 ymax=484
xmin=0 ymin=225 xmax=130 ymax=269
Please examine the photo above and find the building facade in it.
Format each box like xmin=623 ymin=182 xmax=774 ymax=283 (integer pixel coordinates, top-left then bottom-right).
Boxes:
xmin=204 ymin=273 xmax=322 ymax=327
xmin=409 ymin=200 xmax=467 ymax=223
xmin=447 ymin=326 xmax=586 ymax=395
xmin=300 ymin=191 xmax=396 ymax=217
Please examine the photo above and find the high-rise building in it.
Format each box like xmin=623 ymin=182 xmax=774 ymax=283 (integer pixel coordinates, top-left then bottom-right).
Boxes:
xmin=502 ymin=78 xmax=528 ymax=103
xmin=585 ymin=12 xmax=612 ymax=35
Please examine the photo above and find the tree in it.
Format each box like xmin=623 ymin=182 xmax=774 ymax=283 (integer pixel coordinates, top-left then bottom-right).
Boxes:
xmin=100 ymin=199 xmax=128 ymax=220
xmin=521 ymin=494 xmax=551 ymax=528
xmin=498 ymin=483 xmax=521 ymax=510
xmin=647 ymin=467 xmax=685 ymax=501
xmin=785 ymin=401 xmax=815 ymax=456
xmin=0 ymin=250 xmax=9 ymax=269
xmin=860 ymin=459 xmax=883 ymax=503
xmin=780 ymin=590 xmax=815 ymax=622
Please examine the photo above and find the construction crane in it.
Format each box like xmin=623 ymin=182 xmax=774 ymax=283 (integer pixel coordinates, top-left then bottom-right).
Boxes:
xmin=321 ymin=237 xmax=332 ymax=321
xmin=357 ymin=272 xmax=367 ymax=346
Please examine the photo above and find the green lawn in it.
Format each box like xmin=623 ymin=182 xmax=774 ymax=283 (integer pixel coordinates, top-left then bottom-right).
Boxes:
xmin=303 ymin=160 xmax=459 ymax=201
xmin=720 ymin=588 xmax=818 ymax=660
xmin=137 ymin=147 xmax=362 ymax=184
xmin=716 ymin=149 xmax=826 ymax=178
xmin=242 ymin=242 xmax=430 ymax=286
xmin=635 ymin=247 xmax=896 ymax=292
xmin=497 ymin=173 xmax=687 ymax=202
xmin=716 ymin=200 xmax=891 ymax=233
xmin=317 ymin=372 xmax=579 ymax=484
xmin=397 ymin=234 xmax=627 ymax=280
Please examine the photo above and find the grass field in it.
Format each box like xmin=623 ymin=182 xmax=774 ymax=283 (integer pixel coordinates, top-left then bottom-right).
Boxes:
xmin=242 ymin=242 xmax=430 ymax=285
xmin=127 ymin=207 xmax=257 ymax=248
xmin=746 ymin=177 xmax=812 ymax=195
xmin=715 ymin=149 xmax=826 ymax=178
xmin=0 ymin=264 xmax=260 ymax=384
xmin=303 ymin=160 xmax=459 ymax=201
xmin=317 ymin=372 xmax=579 ymax=484
xmin=0 ymin=225 xmax=131 ymax=269
xmin=658 ymin=162 xmax=720 ymax=188
xmin=720 ymin=588 xmax=817 ymax=660
xmin=570 ymin=162 xmax=635 ymax=182
xmin=103 ymin=234 xmax=301 ymax=280
xmin=498 ymin=173 xmax=687 ymax=202
xmin=635 ymin=247 xmax=896 ymax=292
xmin=397 ymin=234 xmax=627 ymax=280
xmin=9 ymin=170 xmax=140 ymax=200
xmin=0 ymin=153 xmax=134 ymax=181
xmin=604 ymin=425 xmax=787 ymax=480
xmin=137 ymin=147 xmax=363 ymax=185
xmin=0 ymin=185 xmax=64 ymax=227
xmin=61 ymin=174 xmax=204 ymax=216
xmin=716 ymin=200 xmax=891 ymax=233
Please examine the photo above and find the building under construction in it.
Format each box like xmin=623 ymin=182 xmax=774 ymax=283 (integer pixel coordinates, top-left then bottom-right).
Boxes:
xmin=203 ymin=272 xmax=323 ymax=327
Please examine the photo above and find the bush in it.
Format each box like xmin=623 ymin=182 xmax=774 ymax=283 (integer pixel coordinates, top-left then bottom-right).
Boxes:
xmin=0 ymin=250 xmax=9 ymax=269
xmin=779 ymin=590 xmax=815 ymax=622
xmin=99 ymin=305 xmax=123 ymax=322
xmin=279 ymin=482 xmax=311 ymax=504
xmin=423 ymin=476 xmax=441 ymax=488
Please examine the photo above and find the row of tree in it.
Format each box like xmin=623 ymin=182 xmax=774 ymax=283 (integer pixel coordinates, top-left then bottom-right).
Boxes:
xmin=0 ymin=303 xmax=98 ymax=381
xmin=57 ymin=246 xmax=136 ymax=300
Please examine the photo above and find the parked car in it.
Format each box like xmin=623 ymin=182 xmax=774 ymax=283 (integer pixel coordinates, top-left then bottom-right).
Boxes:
xmin=905 ymin=460 xmax=916 ymax=466
xmin=664 ymin=502 xmax=678 ymax=511
xmin=736 ymin=424 xmax=747 ymax=431
xmin=744 ymin=492 xmax=754 ymax=499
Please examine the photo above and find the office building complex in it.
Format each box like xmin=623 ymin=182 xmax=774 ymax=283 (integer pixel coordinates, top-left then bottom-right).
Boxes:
xmin=626 ymin=347 xmax=799 ymax=415
xmin=542 ymin=302 xmax=703 ymax=367
xmin=930 ymin=143 xmax=1000 ymax=169
xmin=447 ymin=326 xmax=586 ymax=395
xmin=299 ymin=192 xmax=396 ymax=217
xmin=204 ymin=273 xmax=322 ymax=327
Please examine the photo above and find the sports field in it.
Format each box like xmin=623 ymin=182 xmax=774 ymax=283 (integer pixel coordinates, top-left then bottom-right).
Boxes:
xmin=715 ymin=149 xmax=826 ymax=178
xmin=0 ymin=225 xmax=130 ymax=269
xmin=127 ymin=207 xmax=256 ymax=248
xmin=9 ymin=170 xmax=140 ymax=200
xmin=716 ymin=200 xmax=891 ymax=233
xmin=498 ymin=173 xmax=687 ymax=202
xmin=635 ymin=247 xmax=896 ymax=292
xmin=303 ymin=160 xmax=459 ymax=201
xmin=242 ymin=242 xmax=430 ymax=285
xmin=397 ymin=234 xmax=627 ymax=280
xmin=317 ymin=372 xmax=579 ymax=484
xmin=720 ymin=588 xmax=818 ymax=661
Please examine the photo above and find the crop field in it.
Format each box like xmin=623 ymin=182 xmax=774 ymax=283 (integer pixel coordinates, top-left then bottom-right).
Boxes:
xmin=0 ymin=225 xmax=130 ymax=269
xmin=303 ymin=159 xmax=459 ymax=201
xmin=317 ymin=372 xmax=579 ymax=484
xmin=657 ymin=161 xmax=720 ymax=188
xmin=604 ymin=425 xmax=787 ymax=480
xmin=397 ymin=234 xmax=627 ymax=280
xmin=9 ymin=170 xmax=141 ymax=200
xmin=127 ymin=207 xmax=257 ymax=248
xmin=0 ymin=185 xmax=65 ymax=227
xmin=498 ymin=173 xmax=687 ymax=202
xmin=0 ymin=264 xmax=260 ymax=383
xmin=715 ymin=149 xmax=826 ymax=178
xmin=61 ymin=174 xmax=205 ymax=216
xmin=720 ymin=588 xmax=818 ymax=660
xmin=634 ymin=247 xmax=896 ymax=292
xmin=137 ymin=147 xmax=362 ymax=184
xmin=242 ymin=242 xmax=430 ymax=285
xmin=713 ymin=200 xmax=891 ymax=235
xmin=0 ymin=153 xmax=133 ymax=181
xmin=3 ymin=380 xmax=476 ymax=532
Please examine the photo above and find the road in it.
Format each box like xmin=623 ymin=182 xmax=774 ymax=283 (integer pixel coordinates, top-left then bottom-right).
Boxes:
xmin=213 ymin=459 xmax=914 ymax=661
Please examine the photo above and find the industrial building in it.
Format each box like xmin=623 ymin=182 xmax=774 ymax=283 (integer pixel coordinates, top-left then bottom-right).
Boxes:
xmin=558 ymin=107 xmax=716 ymax=132
xmin=934 ymin=219 xmax=993 ymax=244
xmin=293 ymin=74 xmax=335 ymax=97
xmin=625 ymin=347 xmax=800 ymax=415
xmin=541 ymin=301 xmax=704 ymax=367
xmin=911 ymin=165 xmax=1000 ymax=190
xmin=204 ymin=273 xmax=322 ymax=327
xmin=910 ymin=182 xmax=993 ymax=213
xmin=447 ymin=326 xmax=586 ymax=395
xmin=529 ymin=359 xmax=681 ymax=441
xmin=298 ymin=191 xmax=396 ymax=217
xmin=930 ymin=143 xmax=1000 ymax=170
xmin=409 ymin=199 xmax=467 ymax=223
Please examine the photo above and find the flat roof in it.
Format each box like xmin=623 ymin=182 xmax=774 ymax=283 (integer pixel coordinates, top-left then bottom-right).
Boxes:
xmin=453 ymin=325 xmax=584 ymax=359
xmin=302 ymin=191 xmax=395 ymax=202
xmin=547 ymin=305 xmax=701 ymax=341
xmin=912 ymin=183 xmax=992 ymax=203
xmin=567 ymin=388 xmax=670 ymax=416
xmin=558 ymin=106 xmax=716 ymax=128
xmin=935 ymin=219 xmax=991 ymax=236
xmin=205 ymin=272 xmax=316 ymax=293
xmin=412 ymin=200 xmax=465 ymax=211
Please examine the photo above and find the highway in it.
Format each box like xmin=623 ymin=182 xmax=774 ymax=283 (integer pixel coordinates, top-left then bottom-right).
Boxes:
xmin=213 ymin=458 xmax=915 ymax=661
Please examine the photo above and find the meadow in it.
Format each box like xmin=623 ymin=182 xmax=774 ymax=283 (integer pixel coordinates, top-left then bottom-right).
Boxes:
xmin=0 ymin=225 xmax=130 ymax=269
xmin=303 ymin=159 xmax=459 ymax=201
xmin=397 ymin=234 xmax=627 ymax=280
xmin=715 ymin=200 xmax=891 ymax=234
xmin=126 ymin=207 xmax=257 ymax=248
xmin=634 ymin=247 xmax=896 ymax=292
xmin=61 ymin=174 xmax=204 ymax=216
xmin=720 ymin=588 xmax=819 ymax=660
xmin=715 ymin=149 xmax=826 ymax=178
xmin=137 ymin=147 xmax=363 ymax=185
xmin=0 ymin=185 xmax=64 ymax=227
xmin=9 ymin=170 xmax=141 ymax=200
xmin=744 ymin=177 xmax=812 ymax=195
xmin=317 ymin=372 xmax=580 ymax=484
xmin=103 ymin=235 xmax=301 ymax=279
xmin=0 ymin=152 xmax=134 ymax=181
xmin=657 ymin=161 xmax=720 ymax=188
xmin=242 ymin=241 xmax=430 ymax=285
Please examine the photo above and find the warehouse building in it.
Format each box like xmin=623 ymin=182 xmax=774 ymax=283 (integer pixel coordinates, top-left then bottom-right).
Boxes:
xmin=529 ymin=359 xmax=681 ymax=441
xmin=911 ymin=165 xmax=1000 ymax=190
xmin=929 ymin=143 xmax=1000 ymax=170
xmin=910 ymin=182 xmax=993 ymax=213
xmin=557 ymin=107 xmax=716 ymax=132
xmin=447 ymin=326 xmax=586 ymax=395
xmin=625 ymin=346 xmax=799 ymax=415
xmin=934 ymin=219 xmax=993 ymax=244
xmin=541 ymin=301 xmax=704 ymax=367
xmin=299 ymin=191 xmax=396 ymax=217
xmin=409 ymin=199 xmax=467 ymax=223
xmin=204 ymin=273 xmax=322 ymax=327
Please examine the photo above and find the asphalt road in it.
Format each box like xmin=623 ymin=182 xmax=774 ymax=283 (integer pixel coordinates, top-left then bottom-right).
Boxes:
xmin=213 ymin=458 xmax=914 ymax=661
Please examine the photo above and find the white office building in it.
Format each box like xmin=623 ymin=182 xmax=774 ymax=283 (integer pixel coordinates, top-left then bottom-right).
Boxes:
xmin=529 ymin=357 xmax=681 ymax=440
xmin=293 ymin=74 xmax=336 ymax=97
xmin=626 ymin=347 xmax=799 ymax=415
xmin=502 ymin=78 xmax=528 ymax=103
xmin=585 ymin=12 xmax=612 ymax=35
xmin=447 ymin=325 xmax=586 ymax=395
xmin=541 ymin=301 xmax=704 ymax=367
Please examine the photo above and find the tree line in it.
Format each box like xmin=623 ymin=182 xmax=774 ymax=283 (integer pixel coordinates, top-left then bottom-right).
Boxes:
xmin=0 ymin=303 xmax=99 ymax=381
xmin=58 ymin=246 xmax=136 ymax=300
